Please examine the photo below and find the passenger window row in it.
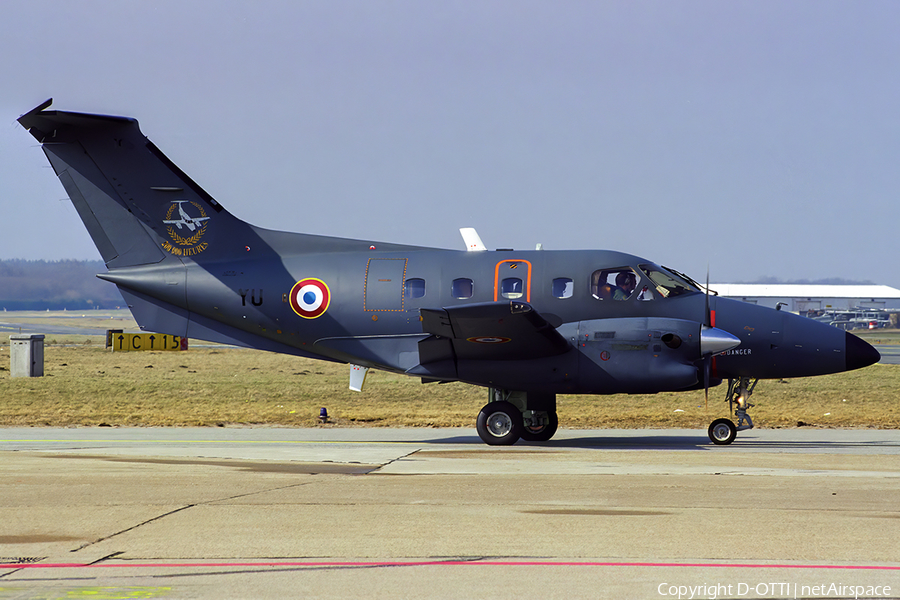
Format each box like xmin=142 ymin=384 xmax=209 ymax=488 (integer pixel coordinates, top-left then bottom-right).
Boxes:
xmin=403 ymin=277 xmax=575 ymax=300
xmin=402 ymin=265 xmax=697 ymax=302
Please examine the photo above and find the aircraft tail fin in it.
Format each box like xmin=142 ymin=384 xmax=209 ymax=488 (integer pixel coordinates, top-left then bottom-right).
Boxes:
xmin=18 ymin=99 xmax=247 ymax=268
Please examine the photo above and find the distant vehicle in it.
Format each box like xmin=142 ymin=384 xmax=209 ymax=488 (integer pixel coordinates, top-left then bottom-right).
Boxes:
xmin=811 ymin=309 xmax=892 ymax=331
xmin=17 ymin=100 xmax=881 ymax=446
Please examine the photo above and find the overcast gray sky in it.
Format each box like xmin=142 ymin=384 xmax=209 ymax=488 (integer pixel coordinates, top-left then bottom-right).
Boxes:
xmin=2 ymin=1 xmax=898 ymax=286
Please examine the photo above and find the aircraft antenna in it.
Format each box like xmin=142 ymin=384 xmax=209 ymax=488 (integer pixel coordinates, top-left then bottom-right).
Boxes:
xmin=459 ymin=228 xmax=487 ymax=251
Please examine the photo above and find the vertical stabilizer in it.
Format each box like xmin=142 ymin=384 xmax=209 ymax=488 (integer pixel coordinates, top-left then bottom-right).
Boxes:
xmin=18 ymin=99 xmax=248 ymax=268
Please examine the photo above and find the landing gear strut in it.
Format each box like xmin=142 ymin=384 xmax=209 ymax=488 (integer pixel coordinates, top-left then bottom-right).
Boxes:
xmin=707 ymin=377 xmax=758 ymax=445
xmin=521 ymin=410 xmax=559 ymax=442
xmin=476 ymin=389 xmax=558 ymax=445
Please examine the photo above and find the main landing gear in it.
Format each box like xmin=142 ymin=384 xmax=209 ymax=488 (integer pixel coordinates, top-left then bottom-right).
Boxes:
xmin=476 ymin=389 xmax=558 ymax=445
xmin=707 ymin=377 xmax=758 ymax=445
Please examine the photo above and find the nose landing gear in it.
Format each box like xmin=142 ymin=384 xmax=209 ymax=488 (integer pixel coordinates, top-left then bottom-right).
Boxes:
xmin=707 ymin=377 xmax=758 ymax=445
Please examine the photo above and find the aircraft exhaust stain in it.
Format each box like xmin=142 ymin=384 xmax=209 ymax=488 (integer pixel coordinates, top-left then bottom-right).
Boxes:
xmin=7 ymin=587 xmax=175 ymax=599
xmin=521 ymin=508 xmax=672 ymax=516
xmin=47 ymin=455 xmax=379 ymax=475
xmin=413 ymin=450 xmax=555 ymax=460
xmin=0 ymin=535 xmax=82 ymax=544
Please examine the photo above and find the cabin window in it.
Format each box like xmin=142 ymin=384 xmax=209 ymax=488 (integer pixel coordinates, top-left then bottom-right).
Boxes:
xmin=404 ymin=278 xmax=425 ymax=299
xmin=500 ymin=277 xmax=524 ymax=299
xmin=452 ymin=278 xmax=474 ymax=299
xmin=552 ymin=278 xmax=573 ymax=298
xmin=591 ymin=268 xmax=641 ymax=301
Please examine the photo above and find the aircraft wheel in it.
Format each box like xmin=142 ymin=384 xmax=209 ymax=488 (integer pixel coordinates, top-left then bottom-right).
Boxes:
xmin=476 ymin=401 xmax=523 ymax=446
xmin=520 ymin=411 xmax=559 ymax=442
xmin=708 ymin=418 xmax=737 ymax=445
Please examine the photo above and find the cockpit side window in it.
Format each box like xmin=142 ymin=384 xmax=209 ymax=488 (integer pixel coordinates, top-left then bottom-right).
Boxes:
xmin=591 ymin=268 xmax=640 ymax=301
xmin=638 ymin=264 xmax=700 ymax=298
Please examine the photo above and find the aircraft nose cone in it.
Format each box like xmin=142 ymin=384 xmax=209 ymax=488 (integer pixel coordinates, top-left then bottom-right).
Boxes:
xmin=845 ymin=332 xmax=880 ymax=371
xmin=700 ymin=326 xmax=741 ymax=356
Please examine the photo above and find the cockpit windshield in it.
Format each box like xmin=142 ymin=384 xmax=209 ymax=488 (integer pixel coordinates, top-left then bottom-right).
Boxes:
xmin=638 ymin=264 xmax=700 ymax=298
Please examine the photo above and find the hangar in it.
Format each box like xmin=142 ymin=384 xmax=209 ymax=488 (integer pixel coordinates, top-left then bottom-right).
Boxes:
xmin=711 ymin=284 xmax=900 ymax=314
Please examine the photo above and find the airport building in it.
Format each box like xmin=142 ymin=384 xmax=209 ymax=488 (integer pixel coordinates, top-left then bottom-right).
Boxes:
xmin=711 ymin=284 xmax=900 ymax=329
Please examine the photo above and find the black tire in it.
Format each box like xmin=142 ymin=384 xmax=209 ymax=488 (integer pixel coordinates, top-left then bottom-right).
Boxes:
xmin=476 ymin=401 xmax=523 ymax=446
xmin=520 ymin=411 xmax=559 ymax=442
xmin=708 ymin=418 xmax=737 ymax=445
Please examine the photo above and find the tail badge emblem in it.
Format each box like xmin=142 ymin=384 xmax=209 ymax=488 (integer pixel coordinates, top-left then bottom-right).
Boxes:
xmin=162 ymin=200 xmax=210 ymax=256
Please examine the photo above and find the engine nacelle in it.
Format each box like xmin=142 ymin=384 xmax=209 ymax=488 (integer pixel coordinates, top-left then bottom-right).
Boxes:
xmin=576 ymin=317 xmax=704 ymax=394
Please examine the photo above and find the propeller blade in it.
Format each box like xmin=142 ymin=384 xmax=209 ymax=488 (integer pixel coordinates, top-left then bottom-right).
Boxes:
xmin=698 ymin=265 xmax=725 ymax=410
xmin=704 ymin=357 xmax=710 ymax=409
xmin=704 ymin=266 xmax=710 ymax=408
xmin=704 ymin=266 xmax=711 ymax=327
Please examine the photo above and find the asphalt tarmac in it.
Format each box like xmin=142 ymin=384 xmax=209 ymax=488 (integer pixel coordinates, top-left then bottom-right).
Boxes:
xmin=1 ymin=427 xmax=899 ymax=599
xmin=875 ymin=343 xmax=900 ymax=364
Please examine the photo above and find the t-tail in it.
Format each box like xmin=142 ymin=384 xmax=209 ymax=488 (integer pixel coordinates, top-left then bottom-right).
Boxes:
xmin=18 ymin=100 xmax=427 ymax=265
xmin=17 ymin=99 xmax=257 ymax=269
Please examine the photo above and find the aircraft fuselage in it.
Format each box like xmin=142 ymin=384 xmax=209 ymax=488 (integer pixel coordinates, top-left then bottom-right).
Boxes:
xmin=99 ymin=243 xmax=871 ymax=395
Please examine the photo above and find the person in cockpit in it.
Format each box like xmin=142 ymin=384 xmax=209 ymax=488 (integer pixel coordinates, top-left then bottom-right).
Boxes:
xmin=613 ymin=272 xmax=637 ymax=300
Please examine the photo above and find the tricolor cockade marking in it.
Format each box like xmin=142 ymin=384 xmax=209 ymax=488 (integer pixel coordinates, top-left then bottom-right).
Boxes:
xmin=290 ymin=278 xmax=331 ymax=319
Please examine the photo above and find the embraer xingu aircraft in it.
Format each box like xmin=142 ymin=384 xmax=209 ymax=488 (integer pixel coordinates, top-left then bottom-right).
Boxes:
xmin=18 ymin=100 xmax=880 ymax=446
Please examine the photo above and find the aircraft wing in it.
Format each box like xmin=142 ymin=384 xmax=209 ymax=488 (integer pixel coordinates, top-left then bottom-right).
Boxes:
xmin=419 ymin=301 xmax=571 ymax=361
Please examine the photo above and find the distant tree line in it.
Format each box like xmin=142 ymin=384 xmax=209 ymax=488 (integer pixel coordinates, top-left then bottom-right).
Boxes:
xmin=0 ymin=259 xmax=122 ymax=310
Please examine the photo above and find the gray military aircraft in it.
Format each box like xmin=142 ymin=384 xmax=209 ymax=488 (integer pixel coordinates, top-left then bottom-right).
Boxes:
xmin=18 ymin=100 xmax=880 ymax=446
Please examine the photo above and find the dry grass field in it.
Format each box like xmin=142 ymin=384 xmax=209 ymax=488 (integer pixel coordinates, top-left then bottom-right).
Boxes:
xmin=0 ymin=343 xmax=896 ymax=429
xmin=2 ymin=310 xmax=898 ymax=429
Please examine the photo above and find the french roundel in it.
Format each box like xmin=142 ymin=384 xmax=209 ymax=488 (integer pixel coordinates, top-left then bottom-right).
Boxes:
xmin=290 ymin=278 xmax=331 ymax=319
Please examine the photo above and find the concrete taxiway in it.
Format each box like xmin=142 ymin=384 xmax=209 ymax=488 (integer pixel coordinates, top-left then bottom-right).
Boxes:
xmin=1 ymin=427 xmax=899 ymax=599
xmin=875 ymin=344 xmax=900 ymax=364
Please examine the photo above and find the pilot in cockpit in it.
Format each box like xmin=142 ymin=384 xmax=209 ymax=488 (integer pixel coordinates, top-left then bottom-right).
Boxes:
xmin=613 ymin=272 xmax=637 ymax=300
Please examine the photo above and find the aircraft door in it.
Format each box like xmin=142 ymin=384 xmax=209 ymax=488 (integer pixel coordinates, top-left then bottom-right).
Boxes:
xmin=493 ymin=260 xmax=532 ymax=302
xmin=364 ymin=258 xmax=408 ymax=312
